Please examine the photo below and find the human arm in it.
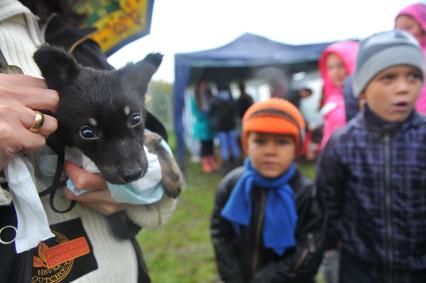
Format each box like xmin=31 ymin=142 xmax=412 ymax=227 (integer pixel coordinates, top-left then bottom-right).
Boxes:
xmin=210 ymin=171 xmax=245 ymax=283
xmin=249 ymin=179 xmax=326 ymax=283
xmin=0 ymin=74 xmax=58 ymax=171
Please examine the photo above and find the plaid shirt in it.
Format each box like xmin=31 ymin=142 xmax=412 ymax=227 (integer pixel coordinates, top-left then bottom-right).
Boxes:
xmin=317 ymin=109 xmax=426 ymax=281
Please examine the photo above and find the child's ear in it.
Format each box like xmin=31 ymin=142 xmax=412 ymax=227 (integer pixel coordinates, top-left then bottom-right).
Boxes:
xmin=121 ymin=53 xmax=163 ymax=95
xmin=33 ymin=45 xmax=80 ymax=89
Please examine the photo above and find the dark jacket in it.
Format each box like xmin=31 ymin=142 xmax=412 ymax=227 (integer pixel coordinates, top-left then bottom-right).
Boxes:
xmin=237 ymin=93 xmax=253 ymax=118
xmin=317 ymin=108 xmax=426 ymax=281
xmin=210 ymin=167 xmax=325 ymax=283
xmin=209 ymin=91 xmax=237 ymax=132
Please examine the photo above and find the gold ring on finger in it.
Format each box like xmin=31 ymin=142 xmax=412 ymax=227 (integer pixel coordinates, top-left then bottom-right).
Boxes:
xmin=29 ymin=111 xmax=45 ymax=133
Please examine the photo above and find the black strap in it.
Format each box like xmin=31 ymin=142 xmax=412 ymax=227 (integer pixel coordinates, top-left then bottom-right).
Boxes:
xmin=107 ymin=212 xmax=152 ymax=282
xmin=38 ymin=146 xmax=76 ymax=213
xmin=130 ymin=237 xmax=152 ymax=283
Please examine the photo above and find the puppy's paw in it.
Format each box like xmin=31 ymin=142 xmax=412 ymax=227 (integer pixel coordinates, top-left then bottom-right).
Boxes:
xmin=144 ymin=131 xmax=183 ymax=198
xmin=144 ymin=131 xmax=163 ymax=149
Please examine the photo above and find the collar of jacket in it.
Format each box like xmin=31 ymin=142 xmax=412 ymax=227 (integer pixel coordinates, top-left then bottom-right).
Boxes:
xmin=356 ymin=104 xmax=424 ymax=135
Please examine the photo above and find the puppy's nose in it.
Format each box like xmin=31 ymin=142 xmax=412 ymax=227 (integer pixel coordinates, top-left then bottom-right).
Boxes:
xmin=122 ymin=168 xmax=144 ymax=182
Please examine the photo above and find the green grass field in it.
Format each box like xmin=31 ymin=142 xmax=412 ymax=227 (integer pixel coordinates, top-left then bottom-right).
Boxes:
xmin=137 ymin=158 xmax=324 ymax=283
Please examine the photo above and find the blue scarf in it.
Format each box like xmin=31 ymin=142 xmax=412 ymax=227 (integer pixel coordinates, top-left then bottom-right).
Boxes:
xmin=221 ymin=159 xmax=298 ymax=255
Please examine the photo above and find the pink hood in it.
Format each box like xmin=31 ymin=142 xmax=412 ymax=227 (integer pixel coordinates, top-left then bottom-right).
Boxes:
xmin=318 ymin=41 xmax=359 ymax=104
xmin=396 ymin=3 xmax=426 ymax=114
xmin=318 ymin=41 xmax=359 ymax=149
xmin=396 ymin=3 xmax=426 ymax=48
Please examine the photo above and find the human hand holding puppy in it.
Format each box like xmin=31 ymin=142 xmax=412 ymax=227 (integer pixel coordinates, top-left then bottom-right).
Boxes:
xmin=0 ymin=74 xmax=118 ymax=214
xmin=0 ymin=73 xmax=58 ymax=170
xmin=63 ymin=161 xmax=130 ymax=215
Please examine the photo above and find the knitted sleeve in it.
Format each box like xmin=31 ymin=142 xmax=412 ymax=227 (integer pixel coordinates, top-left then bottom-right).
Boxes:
xmin=125 ymin=195 xmax=177 ymax=229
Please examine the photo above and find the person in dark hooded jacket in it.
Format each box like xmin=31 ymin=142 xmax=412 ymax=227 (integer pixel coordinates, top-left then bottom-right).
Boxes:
xmin=209 ymin=80 xmax=241 ymax=174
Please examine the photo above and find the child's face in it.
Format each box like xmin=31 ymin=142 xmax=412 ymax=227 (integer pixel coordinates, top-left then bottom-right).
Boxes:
xmin=247 ymin=132 xmax=296 ymax=179
xmin=326 ymin=54 xmax=348 ymax=87
xmin=361 ymin=65 xmax=423 ymax=122
xmin=395 ymin=15 xmax=425 ymax=44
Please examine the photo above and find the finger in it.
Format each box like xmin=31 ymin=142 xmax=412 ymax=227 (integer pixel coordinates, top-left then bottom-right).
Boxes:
xmin=64 ymin=187 xmax=112 ymax=205
xmin=64 ymin=161 xmax=107 ymax=191
xmin=0 ymin=85 xmax=59 ymax=112
xmin=0 ymin=104 xmax=47 ymax=153
xmin=22 ymin=112 xmax=57 ymax=137
xmin=77 ymin=201 xmax=124 ymax=216
xmin=37 ymin=114 xmax=58 ymax=137
xmin=0 ymin=99 xmax=58 ymax=138
xmin=0 ymin=73 xmax=47 ymax=88
xmin=2 ymin=126 xmax=48 ymax=154
xmin=20 ymin=132 xmax=47 ymax=152
xmin=66 ymin=190 xmax=128 ymax=216
xmin=21 ymin=87 xmax=59 ymax=112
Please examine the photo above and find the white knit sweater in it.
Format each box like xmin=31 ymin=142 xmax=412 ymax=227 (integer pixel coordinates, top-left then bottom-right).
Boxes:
xmin=0 ymin=1 xmax=177 ymax=282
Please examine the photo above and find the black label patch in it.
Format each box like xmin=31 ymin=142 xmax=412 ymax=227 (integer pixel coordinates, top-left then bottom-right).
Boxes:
xmin=31 ymin=218 xmax=97 ymax=283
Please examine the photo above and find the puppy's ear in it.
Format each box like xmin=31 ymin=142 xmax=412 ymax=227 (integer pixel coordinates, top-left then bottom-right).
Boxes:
xmin=121 ymin=53 xmax=163 ymax=95
xmin=33 ymin=45 xmax=80 ymax=89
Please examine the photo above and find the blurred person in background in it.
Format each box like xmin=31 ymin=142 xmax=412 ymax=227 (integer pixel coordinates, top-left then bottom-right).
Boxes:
xmin=395 ymin=2 xmax=426 ymax=115
xmin=209 ymin=80 xmax=241 ymax=175
xmin=318 ymin=40 xmax=359 ymax=149
xmin=191 ymin=80 xmax=218 ymax=173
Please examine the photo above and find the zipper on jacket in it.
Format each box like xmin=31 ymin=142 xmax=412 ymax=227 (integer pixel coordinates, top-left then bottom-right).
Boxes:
xmin=251 ymin=189 xmax=266 ymax=274
xmin=384 ymin=134 xmax=393 ymax=283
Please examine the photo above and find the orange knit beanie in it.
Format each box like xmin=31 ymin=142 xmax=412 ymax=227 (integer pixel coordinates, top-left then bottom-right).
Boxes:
xmin=242 ymin=98 xmax=305 ymax=153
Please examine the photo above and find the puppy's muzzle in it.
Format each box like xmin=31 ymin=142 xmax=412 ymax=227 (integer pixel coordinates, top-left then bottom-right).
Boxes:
xmin=121 ymin=166 xmax=147 ymax=183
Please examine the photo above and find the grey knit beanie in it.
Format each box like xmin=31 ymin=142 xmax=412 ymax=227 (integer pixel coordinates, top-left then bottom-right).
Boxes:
xmin=353 ymin=29 xmax=425 ymax=97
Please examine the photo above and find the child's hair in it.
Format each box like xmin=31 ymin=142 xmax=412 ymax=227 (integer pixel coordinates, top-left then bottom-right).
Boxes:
xmin=353 ymin=29 xmax=425 ymax=97
xmin=242 ymin=98 xmax=305 ymax=153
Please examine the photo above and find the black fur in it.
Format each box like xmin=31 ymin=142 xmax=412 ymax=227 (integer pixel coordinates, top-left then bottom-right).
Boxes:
xmin=34 ymin=45 xmax=164 ymax=184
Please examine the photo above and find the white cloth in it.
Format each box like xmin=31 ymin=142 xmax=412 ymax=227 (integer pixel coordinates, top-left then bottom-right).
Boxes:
xmin=4 ymin=156 xmax=54 ymax=253
xmin=65 ymin=146 xmax=164 ymax=205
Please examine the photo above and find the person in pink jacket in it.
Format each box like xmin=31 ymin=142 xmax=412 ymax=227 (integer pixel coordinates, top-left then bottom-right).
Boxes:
xmin=318 ymin=41 xmax=359 ymax=149
xmin=395 ymin=2 xmax=426 ymax=115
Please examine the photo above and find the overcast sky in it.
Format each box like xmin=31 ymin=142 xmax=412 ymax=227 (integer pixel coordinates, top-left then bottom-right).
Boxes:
xmin=108 ymin=0 xmax=421 ymax=83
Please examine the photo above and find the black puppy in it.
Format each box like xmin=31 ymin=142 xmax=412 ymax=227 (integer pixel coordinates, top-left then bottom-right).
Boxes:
xmin=33 ymin=45 xmax=182 ymax=198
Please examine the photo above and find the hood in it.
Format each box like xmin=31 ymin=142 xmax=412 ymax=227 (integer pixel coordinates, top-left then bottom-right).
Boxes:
xmin=396 ymin=3 xmax=426 ymax=48
xmin=319 ymin=40 xmax=359 ymax=102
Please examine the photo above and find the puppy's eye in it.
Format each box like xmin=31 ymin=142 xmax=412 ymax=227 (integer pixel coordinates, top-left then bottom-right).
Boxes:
xmin=79 ymin=126 xmax=98 ymax=140
xmin=129 ymin=112 xmax=142 ymax=127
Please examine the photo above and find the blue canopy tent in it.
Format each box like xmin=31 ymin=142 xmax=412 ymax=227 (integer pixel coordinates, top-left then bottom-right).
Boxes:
xmin=173 ymin=33 xmax=333 ymax=172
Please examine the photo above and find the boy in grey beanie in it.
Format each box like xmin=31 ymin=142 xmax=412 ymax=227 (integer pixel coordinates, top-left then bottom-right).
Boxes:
xmin=317 ymin=29 xmax=426 ymax=283
xmin=353 ymin=29 xmax=425 ymax=98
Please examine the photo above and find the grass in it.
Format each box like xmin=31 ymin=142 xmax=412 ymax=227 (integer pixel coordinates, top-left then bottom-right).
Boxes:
xmin=137 ymin=157 xmax=324 ymax=283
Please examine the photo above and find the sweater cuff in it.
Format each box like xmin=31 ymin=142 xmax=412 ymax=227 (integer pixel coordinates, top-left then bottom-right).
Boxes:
xmin=126 ymin=195 xmax=177 ymax=229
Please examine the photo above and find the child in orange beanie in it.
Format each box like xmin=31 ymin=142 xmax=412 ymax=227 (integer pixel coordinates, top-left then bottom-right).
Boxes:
xmin=210 ymin=98 xmax=325 ymax=283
